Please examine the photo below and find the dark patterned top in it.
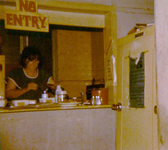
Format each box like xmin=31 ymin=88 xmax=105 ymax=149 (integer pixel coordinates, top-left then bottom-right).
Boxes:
xmin=6 ymin=67 xmax=51 ymax=101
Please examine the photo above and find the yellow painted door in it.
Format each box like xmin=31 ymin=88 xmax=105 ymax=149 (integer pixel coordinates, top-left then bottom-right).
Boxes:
xmin=115 ymin=26 xmax=158 ymax=150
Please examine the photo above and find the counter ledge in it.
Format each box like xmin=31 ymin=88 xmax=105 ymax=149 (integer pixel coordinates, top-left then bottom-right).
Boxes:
xmin=0 ymin=105 xmax=112 ymax=113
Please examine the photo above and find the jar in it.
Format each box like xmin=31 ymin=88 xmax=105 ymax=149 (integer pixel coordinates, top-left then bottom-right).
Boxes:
xmin=72 ymin=97 xmax=77 ymax=102
xmin=57 ymin=91 xmax=68 ymax=102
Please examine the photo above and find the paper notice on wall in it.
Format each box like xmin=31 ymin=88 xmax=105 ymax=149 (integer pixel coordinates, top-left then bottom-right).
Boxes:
xmin=106 ymin=55 xmax=117 ymax=86
xmin=106 ymin=59 xmax=113 ymax=81
xmin=111 ymin=55 xmax=117 ymax=85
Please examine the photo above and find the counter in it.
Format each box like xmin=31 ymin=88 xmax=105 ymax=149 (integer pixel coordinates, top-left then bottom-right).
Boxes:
xmin=0 ymin=104 xmax=112 ymax=113
xmin=0 ymin=105 xmax=116 ymax=150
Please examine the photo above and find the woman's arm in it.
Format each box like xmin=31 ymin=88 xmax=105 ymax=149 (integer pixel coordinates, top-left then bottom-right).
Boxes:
xmin=5 ymin=79 xmax=38 ymax=99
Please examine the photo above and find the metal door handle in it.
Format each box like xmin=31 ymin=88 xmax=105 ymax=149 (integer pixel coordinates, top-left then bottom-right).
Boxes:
xmin=111 ymin=103 xmax=122 ymax=111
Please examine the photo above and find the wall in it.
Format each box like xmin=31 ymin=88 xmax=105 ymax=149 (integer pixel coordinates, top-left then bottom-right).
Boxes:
xmin=115 ymin=0 xmax=154 ymax=38
xmin=155 ymin=0 xmax=168 ymax=149
xmin=1 ymin=109 xmax=116 ymax=150
xmin=54 ymin=0 xmax=154 ymax=38
xmin=53 ymin=29 xmax=104 ymax=98
xmin=91 ymin=31 xmax=104 ymax=80
xmin=56 ymin=29 xmax=92 ymax=98
xmin=53 ymin=0 xmax=154 ymax=8
xmin=111 ymin=0 xmax=153 ymax=8
xmin=116 ymin=12 xmax=154 ymax=38
xmin=0 ymin=21 xmax=21 ymax=75
xmin=49 ymin=0 xmax=112 ymax=5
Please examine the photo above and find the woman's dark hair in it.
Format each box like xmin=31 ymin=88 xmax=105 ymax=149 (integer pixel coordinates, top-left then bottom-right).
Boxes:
xmin=20 ymin=46 xmax=43 ymax=68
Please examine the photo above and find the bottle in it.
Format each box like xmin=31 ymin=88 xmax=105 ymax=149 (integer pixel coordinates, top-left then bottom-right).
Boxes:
xmin=80 ymin=93 xmax=86 ymax=104
xmin=91 ymin=96 xmax=95 ymax=105
xmin=55 ymin=85 xmax=62 ymax=103
xmin=95 ymin=96 xmax=101 ymax=105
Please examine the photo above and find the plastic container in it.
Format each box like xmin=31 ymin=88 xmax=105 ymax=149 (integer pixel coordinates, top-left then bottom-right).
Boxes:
xmin=42 ymin=91 xmax=48 ymax=102
xmin=55 ymin=85 xmax=62 ymax=103
xmin=11 ymin=100 xmax=36 ymax=106
xmin=0 ymin=99 xmax=7 ymax=107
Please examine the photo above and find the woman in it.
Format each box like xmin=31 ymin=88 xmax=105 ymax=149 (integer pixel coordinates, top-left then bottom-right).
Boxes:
xmin=5 ymin=46 xmax=56 ymax=101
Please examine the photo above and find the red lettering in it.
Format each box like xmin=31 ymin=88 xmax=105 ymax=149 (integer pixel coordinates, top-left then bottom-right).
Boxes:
xmin=23 ymin=15 xmax=31 ymax=27
xmin=19 ymin=0 xmax=37 ymax=13
xmin=29 ymin=1 xmax=36 ymax=12
xmin=19 ymin=0 xmax=29 ymax=11
xmin=32 ymin=16 xmax=40 ymax=29
xmin=13 ymin=14 xmax=22 ymax=26
xmin=39 ymin=17 xmax=47 ymax=28
xmin=6 ymin=13 xmax=13 ymax=25
xmin=6 ymin=12 xmax=48 ymax=31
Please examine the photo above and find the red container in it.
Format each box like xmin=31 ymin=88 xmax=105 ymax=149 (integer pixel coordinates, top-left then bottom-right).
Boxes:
xmin=91 ymin=88 xmax=108 ymax=105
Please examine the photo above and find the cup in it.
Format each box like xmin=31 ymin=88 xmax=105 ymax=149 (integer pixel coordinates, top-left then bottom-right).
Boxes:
xmin=42 ymin=93 xmax=48 ymax=98
xmin=42 ymin=93 xmax=48 ymax=103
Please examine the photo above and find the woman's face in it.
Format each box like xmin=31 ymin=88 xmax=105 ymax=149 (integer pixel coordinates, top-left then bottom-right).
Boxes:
xmin=26 ymin=57 xmax=40 ymax=69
